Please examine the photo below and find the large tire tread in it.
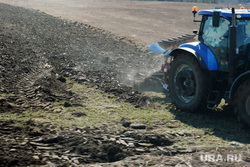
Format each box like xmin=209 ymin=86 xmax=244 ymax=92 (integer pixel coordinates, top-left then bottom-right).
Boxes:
xmin=235 ymin=79 xmax=250 ymax=127
xmin=169 ymin=54 xmax=210 ymax=112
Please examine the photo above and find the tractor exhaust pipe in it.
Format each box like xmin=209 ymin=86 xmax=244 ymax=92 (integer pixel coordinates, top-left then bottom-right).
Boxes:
xmin=229 ymin=8 xmax=237 ymax=85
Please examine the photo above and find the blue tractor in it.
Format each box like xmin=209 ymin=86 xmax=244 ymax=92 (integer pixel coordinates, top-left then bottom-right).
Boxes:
xmin=149 ymin=6 xmax=250 ymax=127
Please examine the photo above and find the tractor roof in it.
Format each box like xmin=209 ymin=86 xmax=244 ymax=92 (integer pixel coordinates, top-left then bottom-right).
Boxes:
xmin=199 ymin=9 xmax=250 ymax=18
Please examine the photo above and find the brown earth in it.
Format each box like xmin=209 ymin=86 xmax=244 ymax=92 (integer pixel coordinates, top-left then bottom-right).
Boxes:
xmin=0 ymin=0 xmax=236 ymax=45
xmin=0 ymin=1 xmax=250 ymax=167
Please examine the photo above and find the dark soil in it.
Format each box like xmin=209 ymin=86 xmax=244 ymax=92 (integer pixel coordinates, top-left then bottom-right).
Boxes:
xmin=0 ymin=3 xmax=250 ymax=167
xmin=0 ymin=3 xmax=163 ymax=166
xmin=0 ymin=3 xmax=161 ymax=111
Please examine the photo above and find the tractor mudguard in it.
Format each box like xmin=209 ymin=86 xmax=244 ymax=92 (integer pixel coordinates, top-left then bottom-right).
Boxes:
xmin=229 ymin=70 xmax=250 ymax=99
xmin=170 ymin=47 xmax=208 ymax=71
xmin=172 ymin=42 xmax=218 ymax=71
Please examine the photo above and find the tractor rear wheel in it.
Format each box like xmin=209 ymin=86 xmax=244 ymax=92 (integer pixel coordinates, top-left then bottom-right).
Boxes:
xmin=235 ymin=80 xmax=250 ymax=127
xmin=168 ymin=55 xmax=210 ymax=111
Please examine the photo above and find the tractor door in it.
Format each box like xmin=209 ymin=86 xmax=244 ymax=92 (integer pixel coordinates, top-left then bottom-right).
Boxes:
xmin=200 ymin=16 xmax=230 ymax=71
xmin=236 ymin=19 xmax=250 ymax=72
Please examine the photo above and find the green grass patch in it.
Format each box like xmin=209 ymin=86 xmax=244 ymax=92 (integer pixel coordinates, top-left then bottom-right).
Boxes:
xmin=1 ymin=79 xmax=250 ymax=148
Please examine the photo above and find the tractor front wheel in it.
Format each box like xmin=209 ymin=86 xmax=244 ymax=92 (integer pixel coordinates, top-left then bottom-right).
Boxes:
xmin=169 ymin=55 xmax=209 ymax=112
xmin=236 ymin=80 xmax=250 ymax=127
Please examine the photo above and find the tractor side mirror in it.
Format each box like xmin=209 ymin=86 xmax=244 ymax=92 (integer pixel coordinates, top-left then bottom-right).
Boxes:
xmin=213 ymin=11 xmax=220 ymax=27
xmin=193 ymin=29 xmax=198 ymax=35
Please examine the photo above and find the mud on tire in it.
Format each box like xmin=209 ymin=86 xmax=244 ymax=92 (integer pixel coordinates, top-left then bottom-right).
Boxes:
xmin=235 ymin=79 xmax=250 ymax=127
xmin=168 ymin=54 xmax=210 ymax=112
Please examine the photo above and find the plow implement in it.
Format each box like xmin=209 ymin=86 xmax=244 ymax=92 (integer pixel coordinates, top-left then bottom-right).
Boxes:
xmin=148 ymin=34 xmax=196 ymax=55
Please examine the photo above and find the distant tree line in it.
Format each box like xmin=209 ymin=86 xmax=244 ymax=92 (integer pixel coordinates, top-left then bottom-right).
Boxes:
xmin=140 ymin=0 xmax=250 ymax=4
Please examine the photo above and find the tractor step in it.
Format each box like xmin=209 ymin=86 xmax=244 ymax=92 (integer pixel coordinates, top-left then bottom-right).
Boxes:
xmin=211 ymin=90 xmax=220 ymax=93
xmin=207 ymin=79 xmax=224 ymax=109
xmin=224 ymin=91 xmax=230 ymax=102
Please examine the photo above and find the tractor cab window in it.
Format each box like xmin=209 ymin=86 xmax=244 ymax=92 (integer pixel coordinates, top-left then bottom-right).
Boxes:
xmin=236 ymin=19 xmax=250 ymax=72
xmin=237 ymin=19 xmax=250 ymax=47
xmin=201 ymin=16 xmax=230 ymax=71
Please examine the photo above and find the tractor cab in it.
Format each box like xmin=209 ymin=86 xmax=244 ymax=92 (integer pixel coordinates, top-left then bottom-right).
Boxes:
xmin=196 ymin=8 xmax=250 ymax=73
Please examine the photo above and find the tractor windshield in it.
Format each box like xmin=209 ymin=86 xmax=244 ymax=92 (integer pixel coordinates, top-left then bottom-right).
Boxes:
xmin=237 ymin=19 xmax=250 ymax=47
xmin=201 ymin=16 xmax=250 ymax=71
xmin=201 ymin=16 xmax=230 ymax=71
xmin=236 ymin=18 xmax=250 ymax=72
